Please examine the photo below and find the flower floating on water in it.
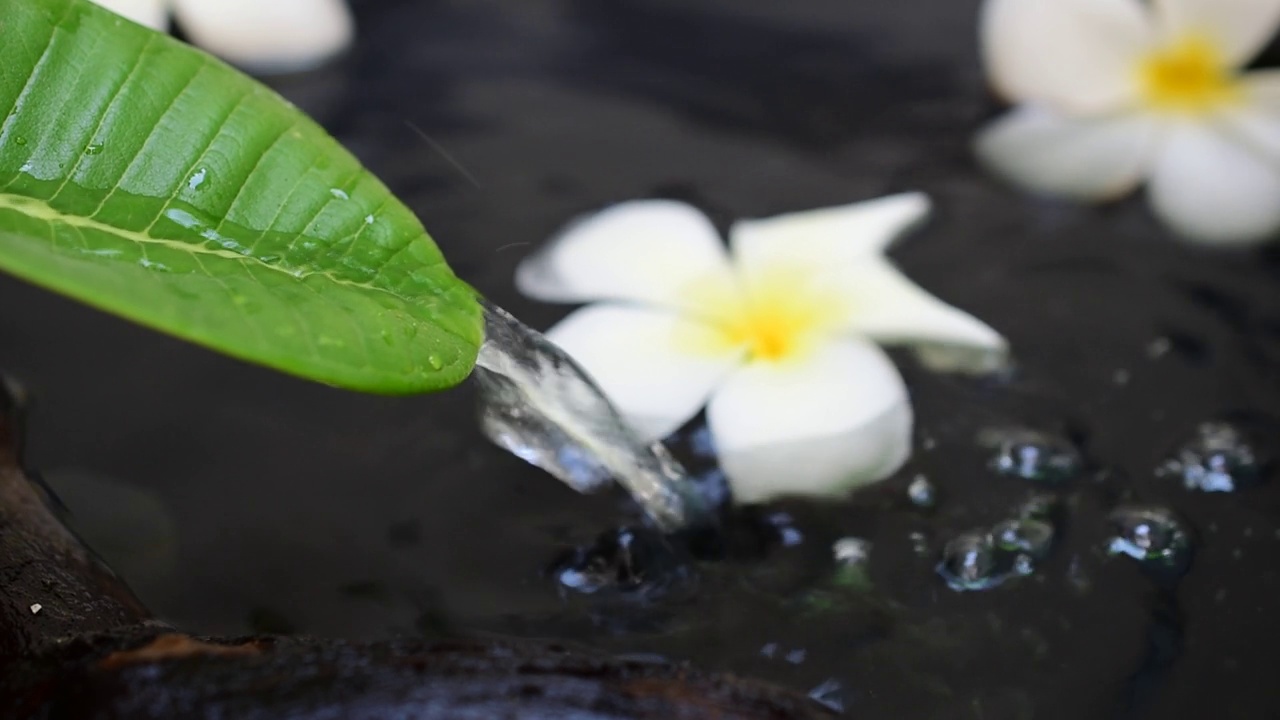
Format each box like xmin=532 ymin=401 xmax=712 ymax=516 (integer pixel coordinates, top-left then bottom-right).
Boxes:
xmin=92 ymin=0 xmax=353 ymax=73
xmin=976 ymin=0 xmax=1280 ymax=245
xmin=517 ymin=195 xmax=1007 ymax=504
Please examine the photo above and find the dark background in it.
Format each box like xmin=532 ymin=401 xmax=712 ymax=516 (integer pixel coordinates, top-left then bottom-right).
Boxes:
xmin=3 ymin=0 xmax=1280 ymax=718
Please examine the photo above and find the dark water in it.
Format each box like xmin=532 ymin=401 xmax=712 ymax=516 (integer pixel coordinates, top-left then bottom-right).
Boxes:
xmin=4 ymin=0 xmax=1280 ymax=718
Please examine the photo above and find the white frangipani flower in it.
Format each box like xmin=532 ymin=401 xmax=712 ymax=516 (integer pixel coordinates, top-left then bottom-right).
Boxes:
xmin=976 ymin=0 xmax=1280 ymax=245
xmin=517 ymin=195 xmax=1007 ymax=504
xmin=92 ymin=0 xmax=354 ymax=73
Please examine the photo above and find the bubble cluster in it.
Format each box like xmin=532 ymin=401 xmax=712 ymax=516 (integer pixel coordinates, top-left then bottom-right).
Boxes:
xmin=1158 ymin=422 xmax=1267 ymax=493
xmin=983 ymin=429 xmax=1083 ymax=484
xmin=937 ymin=496 xmax=1059 ymax=592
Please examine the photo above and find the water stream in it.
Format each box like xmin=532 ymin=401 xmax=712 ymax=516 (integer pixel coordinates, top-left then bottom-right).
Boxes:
xmin=472 ymin=300 xmax=710 ymax=532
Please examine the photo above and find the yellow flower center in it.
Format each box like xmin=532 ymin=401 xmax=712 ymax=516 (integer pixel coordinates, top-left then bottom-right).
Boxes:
xmin=1138 ymin=36 xmax=1242 ymax=114
xmin=680 ymin=265 xmax=847 ymax=363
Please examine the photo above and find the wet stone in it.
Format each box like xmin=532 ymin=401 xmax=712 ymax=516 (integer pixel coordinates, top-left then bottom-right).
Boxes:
xmin=1158 ymin=421 xmax=1269 ymax=493
xmin=1107 ymin=505 xmax=1193 ymax=576
xmin=551 ymin=526 xmax=689 ymax=597
xmin=983 ymin=428 xmax=1083 ymax=484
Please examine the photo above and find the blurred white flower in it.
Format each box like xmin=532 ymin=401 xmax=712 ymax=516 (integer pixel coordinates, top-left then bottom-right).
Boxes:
xmin=517 ymin=195 xmax=1007 ymax=504
xmin=92 ymin=0 xmax=354 ymax=73
xmin=976 ymin=0 xmax=1280 ymax=245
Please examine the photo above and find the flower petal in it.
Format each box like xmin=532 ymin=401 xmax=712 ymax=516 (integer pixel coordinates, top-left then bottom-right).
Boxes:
xmin=1152 ymin=0 xmax=1280 ymax=67
xmin=981 ymin=0 xmax=1152 ymax=112
xmin=707 ymin=339 xmax=912 ymax=504
xmin=545 ymin=304 xmax=743 ymax=443
xmin=1219 ymin=71 xmax=1280 ymax=156
xmin=1147 ymin=120 xmax=1280 ymax=245
xmin=841 ymin=258 xmax=1009 ymax=373
xmin=975 ymin=106 xmax=1158 ymax=201
xmin=517 ymin=200 xmax=736 ymax=313
xmin=171 ymin=0 xmax=354 ymax=73
xmin=91 ymin=0 xmax=169 ymax=30
xmin=728 ymin=193 xmax=931 ymax=276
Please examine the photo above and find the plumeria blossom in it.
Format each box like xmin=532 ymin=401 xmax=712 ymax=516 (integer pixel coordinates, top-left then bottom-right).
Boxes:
xmin=976 ymin=0 xmax=1280 ymax=245
xmin=92 ymin=0 xmax=354 ymax=73
xmin=516 ymin=195 xmax=1007 ymax=504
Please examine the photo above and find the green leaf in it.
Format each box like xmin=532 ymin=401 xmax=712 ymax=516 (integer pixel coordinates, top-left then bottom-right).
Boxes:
xmin=0 ymin=0 xmax=482 ymax=394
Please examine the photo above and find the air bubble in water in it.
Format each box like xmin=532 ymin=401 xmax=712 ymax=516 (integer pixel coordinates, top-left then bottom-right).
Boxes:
xmin=982 ymin=428 xmax=1082 ymax=483
xmin=1158 ymin=422 xmax=1266 ymax=493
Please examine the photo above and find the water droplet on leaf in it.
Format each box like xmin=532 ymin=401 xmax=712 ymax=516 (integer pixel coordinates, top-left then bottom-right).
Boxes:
xmin=426 ymin=354 xmax=443 ymax=370
xmin=188 ymin=167 xmax=207 ymax=191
